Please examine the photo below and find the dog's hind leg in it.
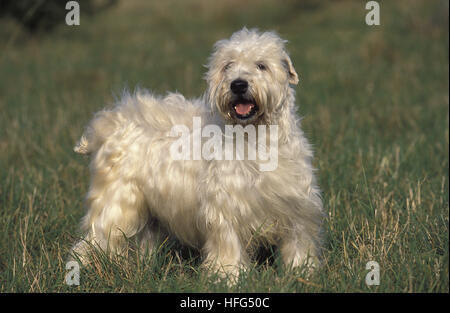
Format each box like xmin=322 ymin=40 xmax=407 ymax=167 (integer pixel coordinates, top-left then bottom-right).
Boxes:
xmin=71 ymin=176 xmax=149 ymax=264
xmin=134 ymin=219 xmax=169 ymax=260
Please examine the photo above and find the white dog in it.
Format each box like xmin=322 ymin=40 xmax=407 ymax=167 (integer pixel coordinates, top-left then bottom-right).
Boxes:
xmin=71 ymin=28 xmax=323 ymax=279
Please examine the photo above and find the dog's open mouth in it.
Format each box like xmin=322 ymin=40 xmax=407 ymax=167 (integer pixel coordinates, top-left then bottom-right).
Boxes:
xmin=232 ymin=98 xmax=259 ymax=120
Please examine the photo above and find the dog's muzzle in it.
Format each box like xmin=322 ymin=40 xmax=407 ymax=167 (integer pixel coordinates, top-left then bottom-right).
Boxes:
xmin=229 ymin=79 xmax=259 ymax=121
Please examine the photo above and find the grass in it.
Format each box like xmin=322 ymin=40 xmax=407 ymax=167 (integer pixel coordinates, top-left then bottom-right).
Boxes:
xmin=0 ymin=0 xmax=448 ymax=293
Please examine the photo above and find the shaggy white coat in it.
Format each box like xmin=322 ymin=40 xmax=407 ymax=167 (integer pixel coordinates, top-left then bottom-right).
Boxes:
xmin=71 ymin=28 xmax=323 ymax=278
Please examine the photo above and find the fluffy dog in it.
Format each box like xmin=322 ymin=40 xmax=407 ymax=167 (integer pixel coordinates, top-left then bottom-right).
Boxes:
xmin=71 ymin=28 xmax=323 ymax=279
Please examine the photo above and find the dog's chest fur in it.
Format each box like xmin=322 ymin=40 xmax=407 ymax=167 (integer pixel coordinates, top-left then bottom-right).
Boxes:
xmin=140 ymin=138 xmax=286 ymax=249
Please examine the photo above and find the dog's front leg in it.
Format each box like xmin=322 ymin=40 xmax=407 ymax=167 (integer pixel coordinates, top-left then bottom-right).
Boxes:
xmin=201 ymin=220 xmax=248 ymax=282
xmin=280 ymin=231 xmax=320 ymax=270
xmin=279 ymin=205 xmax=323 ymax=271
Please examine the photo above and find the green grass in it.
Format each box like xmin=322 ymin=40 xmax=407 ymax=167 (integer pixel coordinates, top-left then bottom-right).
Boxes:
xmin=0 ymin=0 xmax=448 ymax=292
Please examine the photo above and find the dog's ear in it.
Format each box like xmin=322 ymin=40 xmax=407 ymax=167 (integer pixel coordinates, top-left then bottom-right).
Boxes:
xmin=282 ymin=52 xmax=299 ymax=85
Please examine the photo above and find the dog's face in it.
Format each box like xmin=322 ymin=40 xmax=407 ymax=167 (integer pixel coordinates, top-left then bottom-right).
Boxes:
xmin=206 ymin=28 xmax=299 ymax=125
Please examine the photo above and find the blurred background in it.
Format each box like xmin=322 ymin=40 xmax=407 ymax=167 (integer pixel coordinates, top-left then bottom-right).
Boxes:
xmin=0 ymin=0 xmax=448 ymax=292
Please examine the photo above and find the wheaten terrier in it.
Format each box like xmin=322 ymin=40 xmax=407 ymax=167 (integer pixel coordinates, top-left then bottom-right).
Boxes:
xmin=71 ymin=28 xmax=323 ymax=279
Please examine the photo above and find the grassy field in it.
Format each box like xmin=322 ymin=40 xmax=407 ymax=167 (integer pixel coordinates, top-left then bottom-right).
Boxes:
xmin=0 ymin=0 xmax=448 ymax=293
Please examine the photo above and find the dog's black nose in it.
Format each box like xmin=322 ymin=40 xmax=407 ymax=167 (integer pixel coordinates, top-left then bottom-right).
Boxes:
xmin=230 ymin=79 xmax=248 ymax=95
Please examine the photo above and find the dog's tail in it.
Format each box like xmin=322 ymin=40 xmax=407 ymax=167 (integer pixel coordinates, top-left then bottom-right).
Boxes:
xmin=73 ymin=109 xmax=118 ymax=155
xmin=74 ymin=135 xmax=91 ymax=154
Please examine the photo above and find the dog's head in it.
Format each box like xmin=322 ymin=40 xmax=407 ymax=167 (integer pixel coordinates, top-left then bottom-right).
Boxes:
xmin=205 ymin=28 xmax=298 ymax=125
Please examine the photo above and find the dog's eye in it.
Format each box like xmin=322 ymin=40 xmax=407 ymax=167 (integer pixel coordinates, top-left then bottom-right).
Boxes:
xmin=223 ymin=62 xmax=233 ymax=71
xmin=256 ymin=63 xmax=267 ymax=71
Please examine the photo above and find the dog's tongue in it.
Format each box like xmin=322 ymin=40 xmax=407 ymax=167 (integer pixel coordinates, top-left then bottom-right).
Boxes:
xmin=235 ymin=103 xmax=254 ymax=116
